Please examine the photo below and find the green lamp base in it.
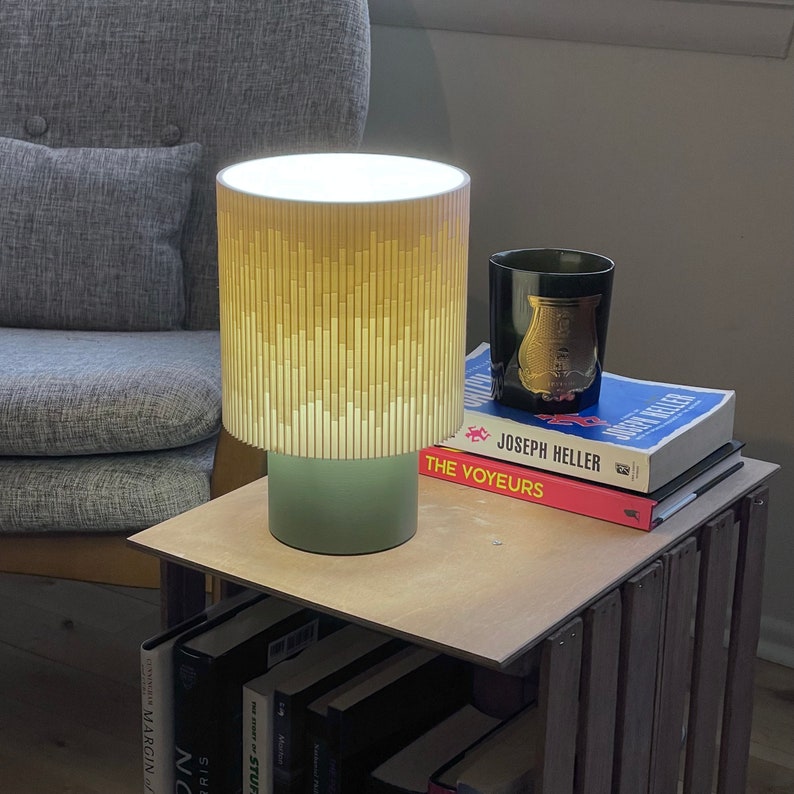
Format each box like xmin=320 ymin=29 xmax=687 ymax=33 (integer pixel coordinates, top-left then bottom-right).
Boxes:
xmin=266 ymin=452 xmax=419 ymax=555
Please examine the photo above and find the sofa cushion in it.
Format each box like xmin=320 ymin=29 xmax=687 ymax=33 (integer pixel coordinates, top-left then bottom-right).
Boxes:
xmin=0 ymin=0 xmax=371 ymax=330
xmin=0 ymin=328 xmax=221 ymax=455
xmin=0 ymin=437 xmax=216 ymax=533
xmin=0 ymin=137 xmax=202 ymax=331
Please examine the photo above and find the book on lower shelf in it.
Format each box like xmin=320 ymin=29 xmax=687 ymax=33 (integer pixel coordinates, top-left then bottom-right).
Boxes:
xmin=428 ymin=705 xmax=540 ymax=794
xmin=172 ymin=595 xmax=341 ymax=794
xmin=420 ymin=440 xmax=745 ymax=531
xmin=366 ymin=704 xmax=504 ymax=794
xmin=305 ymin=646 xmax=471 ymax=794
xmin=442 ymin=342 xmax=735 ymax=492
xmin=243 ymin=623 xmax=400 ymax=794
xmin=270 ymin=627 xmax=406 ymax=794
xmin=141 ymin=589 xmax=265 ymax=794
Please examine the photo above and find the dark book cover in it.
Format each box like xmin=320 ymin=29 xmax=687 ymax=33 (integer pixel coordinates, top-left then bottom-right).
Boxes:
xmin=271 ymin=631 xmax=406 ymax=794
xmin=366 ymin=704 xmax=501 ymax=794
xmin=428 ymin=705 xmax=540 ymax=794
xmin=172 ymin=596 xmax=342 ymax=794
xmin=305 ymin=647 xmax=471 ymax=794
xmin=141 ymin=589 xmax=263 ymax=794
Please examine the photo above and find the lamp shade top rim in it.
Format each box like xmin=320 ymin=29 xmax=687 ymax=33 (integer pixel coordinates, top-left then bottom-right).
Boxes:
xmin=217 ymin=152 xmax=470 ymax=204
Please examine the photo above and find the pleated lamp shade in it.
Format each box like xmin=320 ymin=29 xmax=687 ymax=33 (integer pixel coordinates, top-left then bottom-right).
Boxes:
xmin=216 ymin=153 xmax=470 ymax=554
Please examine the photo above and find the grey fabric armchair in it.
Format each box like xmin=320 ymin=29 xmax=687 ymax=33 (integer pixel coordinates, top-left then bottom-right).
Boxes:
xmin=0 ymin=0 xmax=371 ymax=585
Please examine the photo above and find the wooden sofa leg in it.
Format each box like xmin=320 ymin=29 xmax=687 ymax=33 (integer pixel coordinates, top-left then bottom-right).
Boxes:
xmin=210 ymin=427 xmax=268 ymax=499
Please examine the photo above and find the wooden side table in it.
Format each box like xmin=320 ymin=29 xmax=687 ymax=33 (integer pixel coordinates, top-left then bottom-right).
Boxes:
xmin=130 ymin=457 xmax=778 ymax=794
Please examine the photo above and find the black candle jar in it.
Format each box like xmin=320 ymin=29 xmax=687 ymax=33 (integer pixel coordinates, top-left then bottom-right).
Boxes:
xmin=489 ymin=248 xmax=615 ymax=414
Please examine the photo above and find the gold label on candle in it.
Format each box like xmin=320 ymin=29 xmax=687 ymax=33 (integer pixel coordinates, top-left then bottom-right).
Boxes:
xmin=518 ymin=294 xmax=601 ymax=402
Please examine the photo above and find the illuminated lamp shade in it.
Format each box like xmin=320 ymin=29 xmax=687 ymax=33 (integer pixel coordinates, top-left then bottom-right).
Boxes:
xmin=217 ymin=153 xmax=470 ymax=554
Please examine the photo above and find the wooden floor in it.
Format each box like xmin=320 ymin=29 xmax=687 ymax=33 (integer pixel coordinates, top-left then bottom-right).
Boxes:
xmin=0 ymin=573 xmax=792 ymax=794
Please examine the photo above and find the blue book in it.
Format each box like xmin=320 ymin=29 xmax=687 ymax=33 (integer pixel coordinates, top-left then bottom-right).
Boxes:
xmin=441 ymin=343 xmax=735 ymax=492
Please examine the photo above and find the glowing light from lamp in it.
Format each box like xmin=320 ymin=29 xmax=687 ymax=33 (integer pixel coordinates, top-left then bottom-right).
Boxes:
xmin=216 ymin=153 xmax=471 ymax=462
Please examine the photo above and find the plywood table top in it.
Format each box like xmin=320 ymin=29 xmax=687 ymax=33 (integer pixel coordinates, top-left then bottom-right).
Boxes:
xmin=129 ymin=457 xmax=777 ymax=669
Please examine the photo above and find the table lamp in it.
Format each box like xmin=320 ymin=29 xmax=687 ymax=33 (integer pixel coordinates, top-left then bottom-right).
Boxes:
xmin=216 ymin=153 xmax=470 ymax=554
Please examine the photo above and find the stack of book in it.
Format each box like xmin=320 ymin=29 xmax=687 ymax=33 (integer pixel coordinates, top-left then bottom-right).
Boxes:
xmin=420 ymin=342 xmax=741 ymax=531
xmin=368 ymin=702 xmax=539 ymax=794
xmin=142 ymin=590 xmax=346 ymax=794
xmin=143 ymin=593 xmax=536 ymax=794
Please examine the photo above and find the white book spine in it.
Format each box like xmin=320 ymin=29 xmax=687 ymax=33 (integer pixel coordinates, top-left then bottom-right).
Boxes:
xmin=140 ymin=639 xmax=177 ymax=794
xmin=243 ymin=683 xmax=274 ymax=794
xmin=445 ymin=415 xmax=652 ymax=490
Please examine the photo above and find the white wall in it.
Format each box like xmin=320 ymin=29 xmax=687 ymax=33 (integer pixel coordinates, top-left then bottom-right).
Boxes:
xmin=363 ymin=23 xmax=794 ymax=666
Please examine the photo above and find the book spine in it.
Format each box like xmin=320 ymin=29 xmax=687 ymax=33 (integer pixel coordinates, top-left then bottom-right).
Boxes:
xmin=272 ymin=690 xmax=300 ymax=781
xmin=141 ymin=614 xmax=210 ymax=794
xmin=323 ymin=656 xmax=470 ymax=793
xmin=328 ymin=738 xmax=340 ymax=794
xmin=445 ymin=412 xmax=653 ymax=491
xmin=419 ymin=447 xmax=656 ymax=531
xmin=141 ymin=596 xmax=262 ymax=794
xmin=305 ymin=726 xmax=330 ymax=794
xmin=174 ymin=632 xmax=296 ymax=794
xmin=271 ymin=770 xmax=304 ymax=794
xmin=271 ymin=683 xmax=334 ymax=792
xmin=242 ymin=684 xmax=268 ymax=794
xmin=271 ymin=771 xmax=303 ymax=794
xmin=272 ymin=639 xmax=404 ymax=788
xmin=173 ymin=651 xmax=219 ymax=793
xmin=141 ymin=641 xmax=176 ymax=794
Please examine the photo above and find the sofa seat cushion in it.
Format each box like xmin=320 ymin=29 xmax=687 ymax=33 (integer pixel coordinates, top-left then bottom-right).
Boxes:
xmin=0 ymin=436 xmax=216 ymax=533
xmin=0 ymin=328 xmax=221 ymax=455
xmin=0 ymin=138 xmax=202 ymax=331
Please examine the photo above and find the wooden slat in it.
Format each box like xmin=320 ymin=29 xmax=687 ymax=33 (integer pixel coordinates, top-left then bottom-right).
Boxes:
xmin=613 ymin=562 xmax=664 ymax=794
xmin=650 ymin=536 xmax=699 ymax=794
xmin=575 ymin=590 xmax=622 ymax=794
xmin=537 ymin=618 xmax=583 ymax=794
xmin=683 ymin=511 xmax=735 ymax=794
xmin=717 ymin=487 xmax=770 ymax=794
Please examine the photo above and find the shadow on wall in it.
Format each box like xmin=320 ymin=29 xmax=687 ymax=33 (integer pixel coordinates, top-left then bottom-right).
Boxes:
xmin=363 ymin=22 xmax=491 ymax=345
xmin=363 ymin=22 xmax=454 ymax=166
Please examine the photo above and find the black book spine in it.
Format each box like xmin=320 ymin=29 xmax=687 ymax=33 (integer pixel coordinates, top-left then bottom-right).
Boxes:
xmin=303 ymin=704 xmax=331 ymax=794
xmin=325 ymin=656 xmax=470 ymax=794
xmin=272 ymin=639 xmax=405 ymax=791
xmin=173 ymin=649 xmax=220 ymax=793
xmin=168 ymin=594 xmax=266 ymax=794
xmin=174 ymin=610 xmax=340 ymax=794
xmin=271 ymin=771 xmax=304 ymax=794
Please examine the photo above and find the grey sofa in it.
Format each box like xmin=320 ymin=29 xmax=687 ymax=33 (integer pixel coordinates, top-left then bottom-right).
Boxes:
xmin=0 ymin=0 xmax=370 ymax=580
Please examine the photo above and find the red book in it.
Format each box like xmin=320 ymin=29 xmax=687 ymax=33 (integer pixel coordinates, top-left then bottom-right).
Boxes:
xmin=419 ymin=442 xmax=743 ymax=531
